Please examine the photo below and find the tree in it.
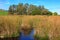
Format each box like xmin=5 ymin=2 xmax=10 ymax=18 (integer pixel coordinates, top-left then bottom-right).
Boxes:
xmin=47 ymin=11 xmax=52 ymax=15
xmin=23 ymin=3 xmax=29 ymax=15
xmin=38 ymin=5 xmax=47 ymax=15
xmin=17 ymin=3 xmax=24 ymax=15
xmin=31 ymin=9 xmax=41 ymax=15
xmin=28 ymin=4 xmax=38 ymax=15
xmin=8 ymin=5 xmax=13 ymax=14
xmin=8 ymin=5 xmax=17 ymax=15
xmin=8 ymin=3 xmax=58 ymax=15
xmin=42 ymin=9 xmax=48 ymax=15
xmin=53 ymin=12 xmax=58 ymax=15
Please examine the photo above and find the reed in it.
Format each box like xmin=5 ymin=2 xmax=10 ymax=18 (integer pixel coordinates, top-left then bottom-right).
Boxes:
xmin=0 ymin=15 xmax=60 ymax=40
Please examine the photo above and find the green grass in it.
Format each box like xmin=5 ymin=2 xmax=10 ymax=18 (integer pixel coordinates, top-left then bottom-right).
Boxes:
xmin=0 ymin=11 xmax=8 ymax=15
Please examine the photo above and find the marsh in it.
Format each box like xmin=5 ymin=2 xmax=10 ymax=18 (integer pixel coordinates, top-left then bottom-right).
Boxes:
xmin=18 ymin=24 xmax=35 ymax=40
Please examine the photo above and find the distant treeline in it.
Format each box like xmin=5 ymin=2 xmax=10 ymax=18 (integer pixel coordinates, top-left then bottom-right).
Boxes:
xmin=8 ymin=3 xmax=58 ymax=15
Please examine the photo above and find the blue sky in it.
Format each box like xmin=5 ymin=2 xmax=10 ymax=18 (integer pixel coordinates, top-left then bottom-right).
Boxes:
xmin=0 ymin=0 xmax=60 ymax=14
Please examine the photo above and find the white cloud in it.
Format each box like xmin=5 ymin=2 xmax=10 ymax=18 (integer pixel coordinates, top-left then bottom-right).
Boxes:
xmin=5 ymin=2 xmax=10 ymax=4
xmin=0 ymin=2 xmax=10 ymax=5
xmin=0 ymin=0 xmax=10 ymax=5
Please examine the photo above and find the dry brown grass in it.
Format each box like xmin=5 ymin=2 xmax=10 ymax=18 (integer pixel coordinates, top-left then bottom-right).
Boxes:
xmin=0 ymin=15 xmax=60 ymax=40
xmin=0 ymin=15 xmax=22 ymax=37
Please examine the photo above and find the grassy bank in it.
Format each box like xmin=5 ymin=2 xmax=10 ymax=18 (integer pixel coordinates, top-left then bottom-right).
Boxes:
xmin=0 ymin=11 xmax=8 ymax=15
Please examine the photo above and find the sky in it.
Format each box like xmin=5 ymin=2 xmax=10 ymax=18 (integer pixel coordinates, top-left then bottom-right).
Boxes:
xmin=0 ymin=0 xmax=60 ymax=14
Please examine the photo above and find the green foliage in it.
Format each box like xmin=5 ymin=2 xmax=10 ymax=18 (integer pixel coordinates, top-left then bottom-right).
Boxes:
xmin=34 ymin=34 xmax=41 ymax=40
xmin=8 ymin=5 xmax=17 ymax=15
xmin=53 ymin=12 xmax=58 ymax=15
xmin=0 ymin=11 xmax=8 ymax=15
xmin=11 ymin=32 xmax=19 ymax=37
xmin=8 ymin=3 xmax=56 ymax=15
xmin=35 ymin=34 xmax=49 ymax=40
xmin=31 ymin=9 xmax=41 ymax=15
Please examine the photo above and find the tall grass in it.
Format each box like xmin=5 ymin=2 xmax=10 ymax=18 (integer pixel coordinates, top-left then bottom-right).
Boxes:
xmin=0 ymin=15 xmax=22 ymax=38
xmin=0 ymin=15 xmax=60 ymax=40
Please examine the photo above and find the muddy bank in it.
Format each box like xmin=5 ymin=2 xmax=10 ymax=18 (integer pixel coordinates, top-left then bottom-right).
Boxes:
xmin=0 ymin=37 xmax=19 ymax=40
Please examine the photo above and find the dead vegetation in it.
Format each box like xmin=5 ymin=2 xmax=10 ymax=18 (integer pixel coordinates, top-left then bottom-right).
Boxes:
xmin=0 ymin=15 xmax=60 ymax=40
